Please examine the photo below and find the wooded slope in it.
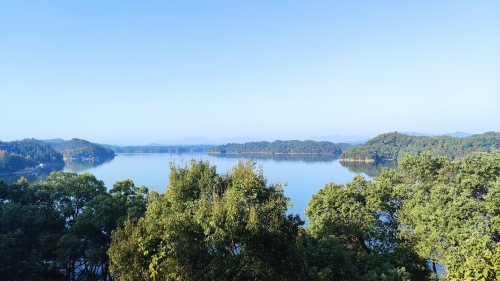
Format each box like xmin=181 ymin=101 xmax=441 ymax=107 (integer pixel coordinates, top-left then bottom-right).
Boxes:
xmin=340 ymin=131 xmax=500 ymax=162
xmin=0 ymin=139 xmax=64 ymax=172
xmin=49 ymin=138 xmax=115 ymax=160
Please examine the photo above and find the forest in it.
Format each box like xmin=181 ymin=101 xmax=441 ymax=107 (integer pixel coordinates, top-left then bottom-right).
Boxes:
xmin=340 ymin=131 xmax=500 ymax=162
xmin=208 ymin=140 xmax=351 ymax=157
xmin=1 ymin=149 xmax=499 ymax=281
xmin=0 ymin=139 xmax=64 ymax=173
xmin=49 ymin=138 xmax=115 ymax=160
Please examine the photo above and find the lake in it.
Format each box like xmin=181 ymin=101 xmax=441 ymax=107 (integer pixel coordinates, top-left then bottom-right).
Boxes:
xmin=2 ymin=153 xmax=394 ymax=221
xmin=68 ymin=153 xmax=396 ymax=220
xmin=1 ymin=152 xmax=442 ymax=272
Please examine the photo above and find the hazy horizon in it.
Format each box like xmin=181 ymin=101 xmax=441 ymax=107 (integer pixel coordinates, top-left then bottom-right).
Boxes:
xmin=1 ymin=1 xmax=499 ymax=145
xmin=0 ymin=130 xmax=489 ymax=147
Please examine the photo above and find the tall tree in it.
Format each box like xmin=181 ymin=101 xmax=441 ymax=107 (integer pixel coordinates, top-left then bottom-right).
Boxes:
xmin=305 ymin=173 xmax=430 ymax=280
xmin=0 ymin=178 xmax=65 ymax=280
xmin=396 ymin=151 xmax=500 ymax=280
xmin=109 ymin=159 xmax=305 ymax=281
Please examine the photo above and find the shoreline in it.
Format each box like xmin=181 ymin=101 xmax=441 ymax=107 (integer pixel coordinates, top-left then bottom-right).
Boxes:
xmin=339 ymin=158 xmax=376 ymax=163
xmin=340 ymin=158 xmax=398 ymax=163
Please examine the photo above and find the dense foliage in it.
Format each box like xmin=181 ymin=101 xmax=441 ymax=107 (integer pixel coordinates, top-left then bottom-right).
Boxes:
xmin=209 ymin=140 xmax=351 ymax=156
xmin=340 ymin=131 xmax=500 ymax=162
xmin=50 ymin=138 xmax=115 ymax=160
xmin=1 ymin=150 xmax=500 ymax=280
xmin=0 ymin=172 xmax=148 ymax=280
xmin=104 ymin=144 xmax=214 ymax=153
xmin=396 ymin=151 xmax=500 ymax=280
xmin=108 ymin=160 xmax=305 ymax=280
xmin=0 ymin=139 xmax=64 ymax=172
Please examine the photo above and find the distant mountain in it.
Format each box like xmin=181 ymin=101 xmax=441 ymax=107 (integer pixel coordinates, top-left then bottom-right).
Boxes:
xmin=42 ymin=138 xmax=67 ymax=144
xmin=401 ymin=132 xmax=435 ymax=137
xmin=402 ymin=131 xmax=471 ymax=138
xmin=165 ymin=136 xmax=370 ymax=145
xmin=103 ymin=144 xmax=214 ymax=153
xmin=163 ymin=137 xmax=260 ymax=145
xmin=442 ymin=131 xmax=471 ymax=138
xmin=309 ymin=135 xmax=369 ymax=144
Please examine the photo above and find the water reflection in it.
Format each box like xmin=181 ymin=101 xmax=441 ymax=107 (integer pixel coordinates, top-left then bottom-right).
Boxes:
xmin=0 ymin=158 xmax=113 ymax=184
xmin=64 ymin=158 xmax=114 ymax=172
xmin=1 ymin=154 xmax=401 ymax=186
xmin=340 ymin=161 xmax=398 ymax=178
xmin=210 ymin=153 xmax=338 ymax=163
xmin=0 ymin=164 xmax=65 ymax=184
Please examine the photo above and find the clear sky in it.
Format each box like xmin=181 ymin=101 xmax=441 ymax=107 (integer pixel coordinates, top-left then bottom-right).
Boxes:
xmin=1 ymin=1 xmax=499 ymax=145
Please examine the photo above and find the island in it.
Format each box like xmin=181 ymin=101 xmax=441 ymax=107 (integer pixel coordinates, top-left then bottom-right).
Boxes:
xmin=208 ymin=140 xmax=351 ymax=157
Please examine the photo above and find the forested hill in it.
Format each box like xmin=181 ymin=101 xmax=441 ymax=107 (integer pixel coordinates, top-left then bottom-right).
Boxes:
xmin=340 ymin=131 xmax=500 ymax=162
xmin=49 ymin=138 xmax=115 ymax=160
xmin=0 ymin=139 xmax=64 ymax=172
xmin=208 ymin=140 xmax=351 ymax=156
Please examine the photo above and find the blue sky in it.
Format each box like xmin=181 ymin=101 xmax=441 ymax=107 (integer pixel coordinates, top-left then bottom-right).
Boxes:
xmin=1 ymin=1 xmax=499 ymax=145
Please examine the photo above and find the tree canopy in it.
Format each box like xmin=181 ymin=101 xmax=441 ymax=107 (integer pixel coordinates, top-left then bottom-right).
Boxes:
xmin=0 ymin=172 xmax=148 ymax=280
xmin=108 ymin=159 xmax=305 ymax=281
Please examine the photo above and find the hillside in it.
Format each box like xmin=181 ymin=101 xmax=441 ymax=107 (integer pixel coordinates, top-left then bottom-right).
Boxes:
xmin=208 ymin=140 xmax=351 ymax=157
xmin=340 ymin=131 xmax=500 ymax=162
xmin=0 ymin=139 xmax=64 ymax=172
xmin=49 ymin=138 xmax=115 ymax=160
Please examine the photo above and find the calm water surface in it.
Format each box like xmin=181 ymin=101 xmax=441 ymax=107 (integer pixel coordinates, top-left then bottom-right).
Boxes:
xmin=0 ymin=153 xmax=393 ymax=220
xmin=61 ymin=153 xmax=383 ymax=219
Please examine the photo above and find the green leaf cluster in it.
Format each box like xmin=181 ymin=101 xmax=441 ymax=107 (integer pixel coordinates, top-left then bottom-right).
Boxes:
xmin=396 ymin=150 xmax=500 ymax=280
xmin=0 ymin=172 xmax=148 ymax=280
xmin=108 ymin=159 xmax=305 ymax=280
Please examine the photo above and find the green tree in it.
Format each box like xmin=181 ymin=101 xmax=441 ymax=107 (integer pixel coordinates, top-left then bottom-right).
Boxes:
xmin=305 ymin=173 xmax=430 ymax=280
xmin=0 ymin=177 xmax=65 ymax=280
xmin=109 ymin=159 xmax=305 ymax=281
xmin=0 ymin=172 xmax=149 ymax=281
xmin=397 ymin=151 xmax=500 ymax=280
